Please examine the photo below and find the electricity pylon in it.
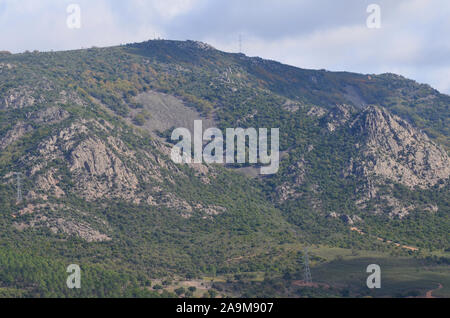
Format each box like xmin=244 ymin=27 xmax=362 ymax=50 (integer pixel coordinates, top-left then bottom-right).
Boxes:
xmin=303 ymin=248 xmax=312 ymax=284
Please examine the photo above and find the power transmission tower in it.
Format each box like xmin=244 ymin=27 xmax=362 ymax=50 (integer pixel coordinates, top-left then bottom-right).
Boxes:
xmin=15 ymin=172 xmax=23 ymax=204
xmin=303 ymin=248 xmax=312 ymax=284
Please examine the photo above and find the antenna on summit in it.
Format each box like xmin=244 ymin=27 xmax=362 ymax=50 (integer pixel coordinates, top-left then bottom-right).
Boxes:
xmin=238 ymin=33 xmax=242 ymax=53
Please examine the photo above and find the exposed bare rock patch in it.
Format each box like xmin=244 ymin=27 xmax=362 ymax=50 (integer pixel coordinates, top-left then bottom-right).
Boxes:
xmin=276 ymin=152 xmax=312 ymax=202
xmin=35 ymin=168 xmax=66 ymax=198
xmin=0 ymin=80 xmax=54 ymax=110
xmin=326 ymin=104 xmax=354 ymax=132
xmin=0 ymin=122 xmax=33 ymax=149
xmin=132 ymin=91 xmax=215 ymax=135
xmin=20 ymin=118 xmax=220 ymax=221
xmin=307 ymin=106 xmax=327 ymax=118
xmin=28 ymin=106 xmax=70 ymax=124
xmin=283 ymin=100 xmax=301 ymax=113
xmin=13 ymin=203 xmax=111 ymax=242
xmin=13 ymin=216 xmax=111 ymax=242
xmin=57 ymin=90 xmax=85 ymax=107
xmin=349 ymin=106 xmax=450 ymax=189
xmin=1 ymin=87 xmax=36 ymax=109
xmin=0 ymin=62 xmax=15 ymax=70
xmin=70 ymin=137 xmax=139 ymax=201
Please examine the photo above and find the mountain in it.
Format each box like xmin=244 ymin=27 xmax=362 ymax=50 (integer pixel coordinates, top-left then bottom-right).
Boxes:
xmin=0 ymin=40 xmax=448 ymax=298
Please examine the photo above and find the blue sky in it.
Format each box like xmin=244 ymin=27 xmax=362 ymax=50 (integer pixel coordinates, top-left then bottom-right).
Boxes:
xmin=1 ymin=0 xmax=449 ymax=93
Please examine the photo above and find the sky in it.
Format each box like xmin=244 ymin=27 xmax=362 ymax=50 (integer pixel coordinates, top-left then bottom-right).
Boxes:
xmin=1 ymin=0 xmax=449 ymax=94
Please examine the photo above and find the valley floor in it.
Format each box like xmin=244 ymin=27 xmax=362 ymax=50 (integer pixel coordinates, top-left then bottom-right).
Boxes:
xmin=144 ymin=246 xmax=450 ymax=298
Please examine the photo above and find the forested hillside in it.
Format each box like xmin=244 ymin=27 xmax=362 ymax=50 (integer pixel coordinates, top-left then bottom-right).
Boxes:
xmin=0 ymin=40 xmax=448 ymax=298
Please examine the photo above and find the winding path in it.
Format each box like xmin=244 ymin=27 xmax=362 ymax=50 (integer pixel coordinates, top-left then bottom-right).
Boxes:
xmin=425 ymin=283 xmax=443 ymax=298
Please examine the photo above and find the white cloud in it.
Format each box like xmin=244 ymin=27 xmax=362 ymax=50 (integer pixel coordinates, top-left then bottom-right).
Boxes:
xmin=0 ymin=0 xmax=448 ymax=93
xmin=203 ymin=0 xmax=450 ymax=93
xmin=152 ymin=0 xmax=199 ymax=20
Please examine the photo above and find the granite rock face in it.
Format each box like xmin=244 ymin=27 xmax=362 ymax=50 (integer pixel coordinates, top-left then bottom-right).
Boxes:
xmin=349 ymin=106 xmax=449 ymax=190
xmin=274 ymin=105 xmax=449 ymax=218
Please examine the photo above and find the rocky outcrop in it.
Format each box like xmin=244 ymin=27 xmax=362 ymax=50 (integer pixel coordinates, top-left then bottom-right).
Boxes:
xmin=0 ymin=62 xmax=15 ymax=70
xmin=0 ymin=80 xmax=54 ymax=109
xmin=340 ymin=214 xmax=363 ymax=225
xmin=349 ymin=106 xmax=450 ymax=189
xmin=307 ymin=106 xmax=327 ymax=118
xmin=29 ymin=169 xmax=65 ymax=200
xmin=27 ymin=121 xmax=156 ymax=202
xmin=283 ymin=100 xmax=301 ymax=113
xmin=14 ymin=215 xmax=111 ymax=242
xmin=69 ymin=137 xmax=139 ymax=200
xmin=0 ymin=107 xmax=70 ymax=150
xmin=276 ymin=105 xmax=449 ymax=219
xmin=13 ymin=203 xmax=111 ymax=242
xmin=28 ymin=106 xmax=70 ymax=124
xmin=326 ymin=104 xmax=354 ymax=132
xmin=326 ymin=212 xmax=363 ymax=224
xmin=1 ymin=87 xmax=37 ymax=109
xmin=276 ymin=158 xmax=307 ymax=202
xmin=14 ymin=117 xmax=224 ymax=235
xmin=0 ymin=122 xmax=33 ymax=149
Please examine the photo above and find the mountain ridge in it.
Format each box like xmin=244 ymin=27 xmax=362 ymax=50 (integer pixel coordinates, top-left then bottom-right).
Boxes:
xmin=0 ymin=39 xmax=448 ymax=298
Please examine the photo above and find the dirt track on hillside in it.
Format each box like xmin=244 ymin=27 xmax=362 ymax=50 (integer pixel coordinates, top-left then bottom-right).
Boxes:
xmin=292 ymin=280 xmax=330 ymax=289
xmin=425 ymin=283 xmax=443 ymax=298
